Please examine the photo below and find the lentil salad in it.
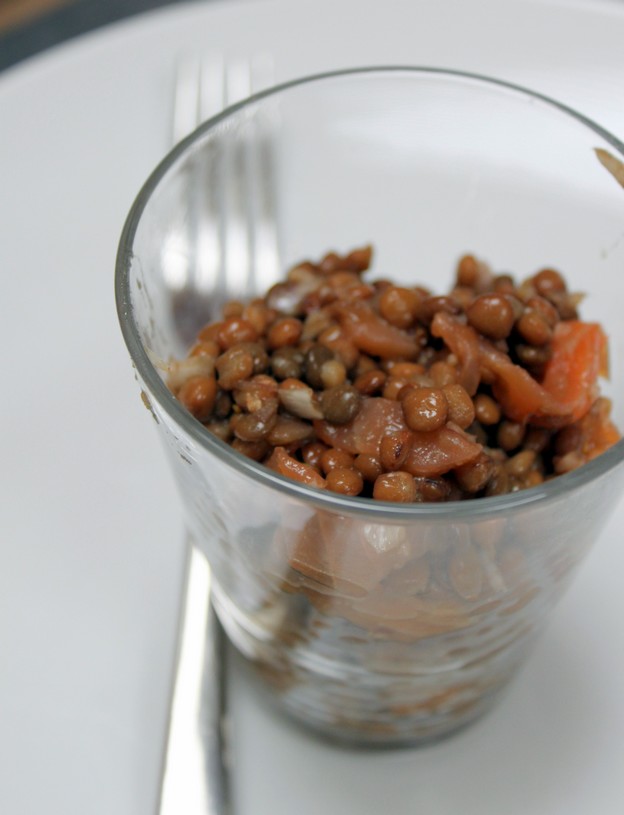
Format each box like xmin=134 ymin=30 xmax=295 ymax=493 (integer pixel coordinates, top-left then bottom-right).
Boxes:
xmin=167 ymin=246 xmax=620 ymax=501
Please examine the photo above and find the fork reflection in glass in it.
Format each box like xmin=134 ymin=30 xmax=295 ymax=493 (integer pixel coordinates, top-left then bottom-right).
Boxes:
xmin=158 ymin=54 xmax=279 ymax=815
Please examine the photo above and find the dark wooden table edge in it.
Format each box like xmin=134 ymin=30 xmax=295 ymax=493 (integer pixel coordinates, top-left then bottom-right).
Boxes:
xmin=0 ymin=0 xmax=204 ymax=73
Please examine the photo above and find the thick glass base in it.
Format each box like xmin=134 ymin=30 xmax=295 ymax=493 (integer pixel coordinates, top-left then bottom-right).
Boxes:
xmin=212 ymin=581 xmax=529 ymax=748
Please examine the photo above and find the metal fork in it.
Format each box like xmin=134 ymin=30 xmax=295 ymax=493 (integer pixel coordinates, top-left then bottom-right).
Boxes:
xmin=159 ymin=54 xmax=279 ymax=815
xmin=172 ymin=54 xmax=281 ymax=314
xmin=158 ymin=542 xmax=228 ymax=815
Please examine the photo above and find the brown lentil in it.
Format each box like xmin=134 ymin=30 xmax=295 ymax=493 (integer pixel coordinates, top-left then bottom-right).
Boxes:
xmin=493 ymin=274 xmax=515 ymax=294
xmin=303 ymin=344 xmax=333 ymax=388
xmin=320 ymin=383 xmax=362 ymax=424
xmin=301 ymin=441 xmax=328 ymax=470
xmin=266 ymin=416 xmax=314 ymax=447
xmin=320 ymin=358 xmax=347 ymax=389
xmin=454 ymin=453 xmax=494 ymax=493
xmin=402 ymin=387 xmax=448 ymax=432
xmin=354 ymin=368 xmax=387 ymax=395
xmin=354 ymin=453 xmax=383 ymax=482
xmin=318 ymin=325 xmax=360 ymax=370
xmin=222 ymin=300 xmax=245 ymax=318
xmin=469 ymin=421 xmax=489 ymax=446
xmin=231 ymin=438 xmax=269 ymax=461
xmin=343 ymin=244 xmax=373 ymax=273
xmin=301 ymin=308 xmax=333 ymax=341
xmin=215 ymin=346 xmax=255 ymax=389
xmin=497 ymin=420 xmax=525 ymax=452
xmin=524 ymin=469 xmax=544 ymax=488
xmin=473 ymin=393 xmax=501 ymax=425
xmin=505 ymin=449 xmax=537 ymax=478
xmin=515 ymin=343 xmax=551 ymax=370
xmin=198 ymin=321 xmax=223 ymax=344
xmin=443 ymin=384 xmax=475 ymax=429
xmin=178 ymin=375 xmax=217 ymax=422
xmin=524 ymin=428 xmax=551 ymax=453
xmin=450 ymin=286 xmax=475 ymax=310
xmin=189 ymin=339 xmax=220 ymax=359
xmin=418 ymin=295 xmax=461 ymax=324
xmin=318 ymin=251 xmax=342 ymax=275
xmin=320 ymin=448 xmax=355 ymax=475
xmin=236 ymin=342 xmax=269 ymax=375
xmin=373 ymin=471 xmax=417 ymax=502
xmin=232 ymin=403 xmax=278 ymax=442
xmin=516 ymin=309 xmax=553 ymax=346
xmin=243 ymin=300 xmax=275 ymax=335
xmin=217 ymin=317 xmax=259 ymax=349
xmin=533 ymin=268 xmax=566 ymax=297
xmin=326 ymin=272 xmax=359 ymax=291
xmin=485 ymin=464 xmax=510 ymax=496
xmin=552 ymin=291 xmax=583 ymax=321
xmin=413 ymin=477 xmax=451 ymax=502
xmin=267 ymin=317 xmax=303 ymax=349
xmin=467 ymin=293 xmax=515 ymax=340
xmin=213 ymin=391 xmax=232 ymax=419
xmin=378 ymin=286 xmax=420 ymax=329
xmin=271 ymin=346 xmax=305 ymax=380
xmin=379 ymin=431 xmax=413 ymax=472
xmin=456 ymin=254 xmax=480 ymax=288
xmin=505 ymin=294 xmax=525 ymax=320
xmin=389 ymin=361 xmax=426 ymax=380
xmin=553 ymin=450 xmax=586 ymax=474
xmin=353 ymin=354 xmax=378 ymax=378
xmin=382 ymin=376 xmax=410 ymax=401
xmin=326 ymin=467 xmax=364 ymax=496
xmin=204 ymin=419 xmax=232 ymax=442
xmin=527 ymin=295 xmax=559 ymax=327
xmin=515 ymin=279 xmax=537 ymax=304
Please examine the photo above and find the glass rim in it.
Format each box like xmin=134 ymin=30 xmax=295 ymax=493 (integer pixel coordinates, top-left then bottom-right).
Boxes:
xmin=115 ymin=64 xmax=624 ymax=521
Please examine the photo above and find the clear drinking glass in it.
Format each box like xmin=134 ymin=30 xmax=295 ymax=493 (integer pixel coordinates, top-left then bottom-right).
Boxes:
xmin=116 ymin=68 xmax=624 ymax=746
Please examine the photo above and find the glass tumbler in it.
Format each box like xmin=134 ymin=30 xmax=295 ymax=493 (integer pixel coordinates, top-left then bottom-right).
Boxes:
xmin=116 ymin=68 xmax=624 ymax=746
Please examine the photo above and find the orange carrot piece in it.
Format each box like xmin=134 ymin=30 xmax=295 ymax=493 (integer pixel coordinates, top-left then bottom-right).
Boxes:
xmin=540 ymin=321 xmax=607 ymax=424
xmin=434 ymin=313 xmax=609 ymax=429
xmin=334 ymin=300 xmax=419 ymax=359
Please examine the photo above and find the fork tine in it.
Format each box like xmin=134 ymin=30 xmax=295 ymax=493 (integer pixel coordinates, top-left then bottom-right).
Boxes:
xmin=248 ymin=54 xmax=281 ymax=296
xmin=219 ymin=55 xmax=282 ymax=304
xmin=199 ymin=56 xmax=225 ymax=122
xmin=223 ymin=59 xmax=254 ymax=302
xmin=172 ymin=53 xmax=281 ymax=319
xmin=194 ymin=56 xmax=225 ymax=312
xmin=172 ymin=56 xmax=201 ymax=144
xmin=224 ymin=57 xmax=252 ymax=106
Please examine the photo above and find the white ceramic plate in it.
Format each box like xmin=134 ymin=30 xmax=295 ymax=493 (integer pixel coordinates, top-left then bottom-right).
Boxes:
xmin=2 ymin=1 xmax=624 ymax=813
